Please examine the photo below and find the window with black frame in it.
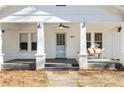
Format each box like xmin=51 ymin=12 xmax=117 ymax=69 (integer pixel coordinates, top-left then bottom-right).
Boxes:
xmin=86 ymin=33 xmax=91 ymax=48
xmin=56 ymin=34 xmax=65 ymax=45
xmin=31 ymin=33 xmax=37 ymax=51
xmin=20 ymin=33 xmax=28 ymax=51
xmin=94 ymin=33 xmax=102 ymax=48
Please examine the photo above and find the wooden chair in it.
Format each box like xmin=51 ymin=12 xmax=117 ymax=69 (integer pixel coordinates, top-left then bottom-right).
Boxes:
xmin=87 ymin=48 xmax=104 ymax=59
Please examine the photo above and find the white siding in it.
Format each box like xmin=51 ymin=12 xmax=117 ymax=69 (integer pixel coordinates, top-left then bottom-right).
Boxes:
xmin=3 ymin=23 xmax=80 ymax=61
xmin=3 ymin=23 xmax=37 ymax=61
xmin=44 ymin=23 xmax=80 ymax=58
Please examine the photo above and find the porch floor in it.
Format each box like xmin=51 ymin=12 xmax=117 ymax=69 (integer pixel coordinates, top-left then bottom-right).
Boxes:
xmin=3 ymin=58 xmax=121 ymax=70
xmin=4 ymin=59 xmax=79 ymax=70
xmin=5 ymin=58 xmax=77 ymax=64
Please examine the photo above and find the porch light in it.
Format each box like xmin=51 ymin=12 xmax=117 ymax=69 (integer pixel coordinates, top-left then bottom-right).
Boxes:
xmin=118 ymin=26 xmax=122 ymax=32
xmin=37 ymin=23 xmax=41 ymax=28
xmin=59 ymin=24 xmax=63 ymax=29
xmin=2 ymin=30 xmax=5 ymax=33
xmin=0 ymin=24 xmax=5 ymax=33
xmin=82 ymin=22 xmax=85 ymax=28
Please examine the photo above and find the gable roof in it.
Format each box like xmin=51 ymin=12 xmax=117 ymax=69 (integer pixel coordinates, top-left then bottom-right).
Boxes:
xmin=0 ymin=5 xmax=123 ymax=22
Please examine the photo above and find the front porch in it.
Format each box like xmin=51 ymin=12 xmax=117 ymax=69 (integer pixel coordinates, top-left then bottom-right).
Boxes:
xmin=0 ymin=6 xmax=124 ymax=70
xmin=0 ymin=22 xmax=123 ymax=70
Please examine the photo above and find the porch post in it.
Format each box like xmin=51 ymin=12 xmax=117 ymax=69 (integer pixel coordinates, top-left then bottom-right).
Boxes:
xmin=35 ymin=22 xmax=46 ymax=70
xmin=120 ymin=23 xmax=124 ymax=66
xmin=78 ymin=22 xmax=88 ymax=69
xmin=0 ymin=24 xmax=4 ymax=71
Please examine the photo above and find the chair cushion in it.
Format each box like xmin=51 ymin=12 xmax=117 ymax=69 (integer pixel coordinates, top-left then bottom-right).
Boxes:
xmin=88 ymin=48 xmax=94 ymax=54
xmin=94 ymin=48 xmax=101 ymax=54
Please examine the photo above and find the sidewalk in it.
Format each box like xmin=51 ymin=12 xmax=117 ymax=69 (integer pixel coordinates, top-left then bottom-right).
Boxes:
xmin=46 ymin=71 xmax=78 ymax=87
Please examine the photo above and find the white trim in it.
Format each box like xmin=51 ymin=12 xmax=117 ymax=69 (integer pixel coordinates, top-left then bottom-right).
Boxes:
xmin=28 ymin=32 xmax=31 ymax=52
xmin=87 ymin=31 xmax=103 ymax=48
xmin=30 ymin=32 xmax=37 ymax=51
xmin=0 ymin=25 xmax=4 ymax=70
xmin=112 ymin=28 xmax=115 ymax=59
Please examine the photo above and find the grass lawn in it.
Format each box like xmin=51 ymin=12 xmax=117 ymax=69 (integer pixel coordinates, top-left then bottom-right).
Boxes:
xmin=78 ymin=69 xmax=124 ymax=87
xmin=0 ymin=70 xmax=48 ymax=87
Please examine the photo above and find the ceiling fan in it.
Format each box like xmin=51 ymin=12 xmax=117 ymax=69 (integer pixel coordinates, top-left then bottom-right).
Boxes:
xmin=59 ymin=23 xmax=70 ymax=29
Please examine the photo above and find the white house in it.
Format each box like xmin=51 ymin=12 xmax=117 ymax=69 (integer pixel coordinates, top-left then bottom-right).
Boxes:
xmin=0 ymin=5 xmax=124 ymax=70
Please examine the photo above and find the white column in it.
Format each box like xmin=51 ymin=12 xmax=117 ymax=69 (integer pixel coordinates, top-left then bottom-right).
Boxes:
xmin=120 ymin=23 xmax=124 ymax=65
xmin=35 ymin=22 xmax=46 ymax=70
xmin=0 ymin=24 xmax=4 ymax=71
xmin=78 ymin=22 xmax=88 ymax=69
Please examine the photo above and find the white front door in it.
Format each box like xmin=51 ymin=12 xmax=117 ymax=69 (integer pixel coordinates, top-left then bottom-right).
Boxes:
xmin=56 ymin=33 xmax=66 ymax=58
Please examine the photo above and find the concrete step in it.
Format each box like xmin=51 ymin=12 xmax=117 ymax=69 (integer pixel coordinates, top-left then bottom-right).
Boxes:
xmin=88 ymin=63 xmax=115 ymax=69
xmin=45 ymin=63 xmax=79 ymax=71
xmin=1 ymin=63 xmax=30 ymax=70
xmin=1 ymin=63 xmax=36 ymax=70
xmin=45 ymin=63 xmax=71 ymax=67
xmin=45 ymin=63 xmax=79 ymax=70
xmin=45 ymin=63 xmax=78 ymax=68
xmin=45 ymin=67 xmax=79 ymax=71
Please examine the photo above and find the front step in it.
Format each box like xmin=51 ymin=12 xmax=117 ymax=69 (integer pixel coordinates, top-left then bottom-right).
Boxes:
xmin=45 ymin=63 xmax=79 ymax=69
xmin=1 ymin=63 xmax=30 ymax=70
xmin=45 ymin=63 xmax=79 ymax=71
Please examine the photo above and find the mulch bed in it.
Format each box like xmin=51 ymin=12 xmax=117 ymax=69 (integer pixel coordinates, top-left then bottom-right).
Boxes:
xmin=0 ymin=70 xmax=48 ymax=87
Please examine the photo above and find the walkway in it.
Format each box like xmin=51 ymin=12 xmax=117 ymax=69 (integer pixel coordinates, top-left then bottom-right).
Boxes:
xmin=46 ymin=70 xmax=78 ymax=87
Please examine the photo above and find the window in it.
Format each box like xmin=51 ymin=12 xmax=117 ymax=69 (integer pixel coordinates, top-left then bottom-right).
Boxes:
xmin=57 ymin=34 xmax=65 ymax=45
xmin=94 ymin=33 xmax=102 ymax=48
xmin=86 ymin=33 xmax=91 ymax=48
xmin=20 ymin=33 xmax=28 ymax=51
xmin=31 ymin=33 xmax=37 ymax=50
